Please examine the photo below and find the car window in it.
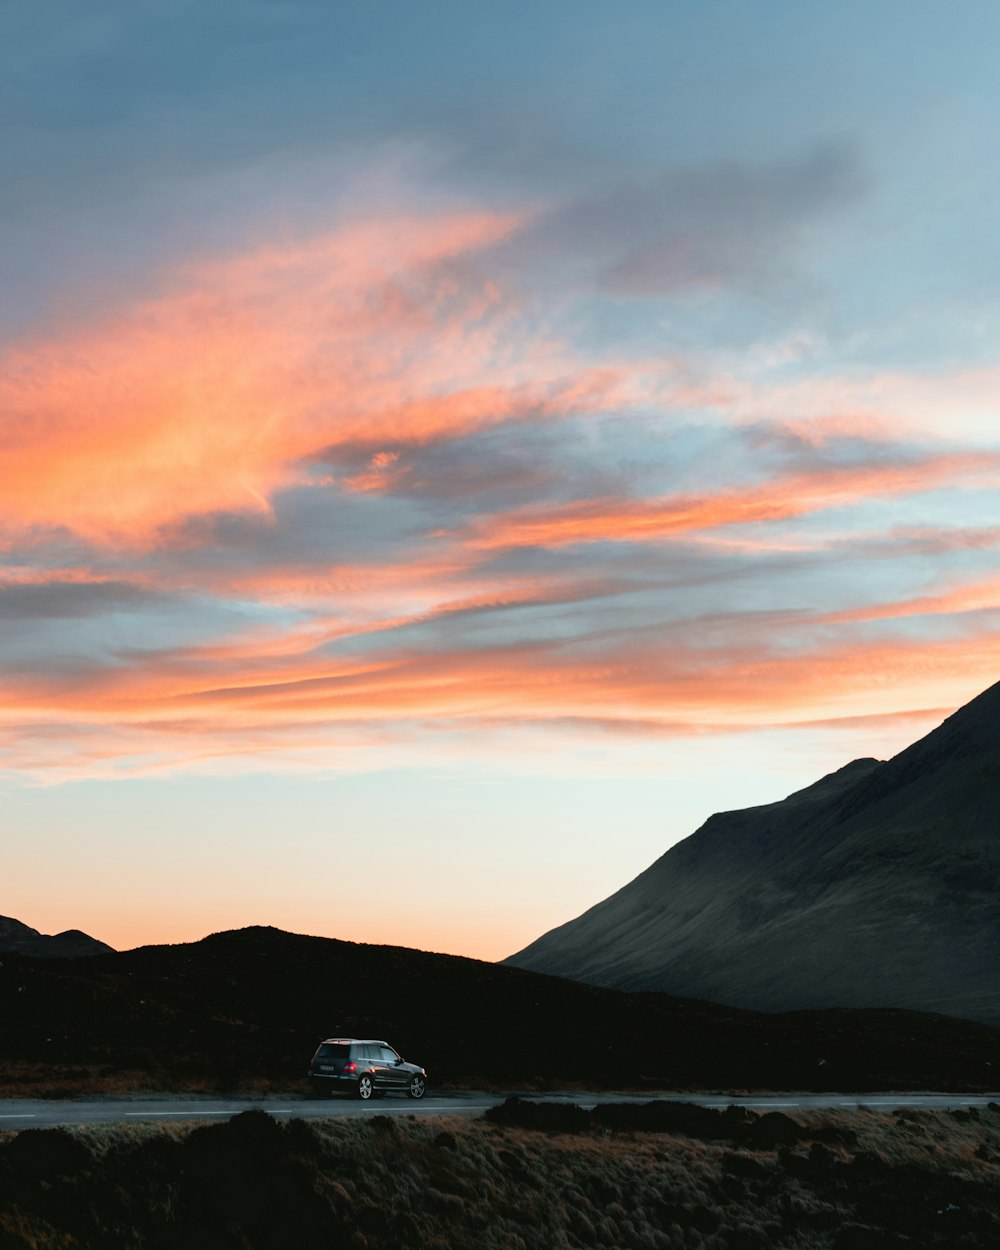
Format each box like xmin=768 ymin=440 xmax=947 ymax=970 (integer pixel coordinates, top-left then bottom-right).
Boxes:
xmin=379 ymin=1045 xmax=399 ymax=1063
xmin=361 ymin=1044 xmax=377 ymax=1061
xmin=315 ymin=1043 xmax=350 ymax=1059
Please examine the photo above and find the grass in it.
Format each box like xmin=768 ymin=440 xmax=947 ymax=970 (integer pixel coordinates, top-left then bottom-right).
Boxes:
xmin=3 ymin=1101 xmax=1000 ymax=1248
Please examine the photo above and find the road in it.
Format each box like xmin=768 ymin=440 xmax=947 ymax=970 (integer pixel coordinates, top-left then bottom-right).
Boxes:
xmin=1 ymin=1091 xmax=997 ymax=1130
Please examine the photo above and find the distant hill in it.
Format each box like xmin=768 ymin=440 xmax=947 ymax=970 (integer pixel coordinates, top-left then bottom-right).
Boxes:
xmin=2 ymin=925 xmax=1000 ymax=1095
xmin=0 ymin=915 xmax=113 ymax=959
xmin=507 ymin=678 xmax=1000 ymax=1025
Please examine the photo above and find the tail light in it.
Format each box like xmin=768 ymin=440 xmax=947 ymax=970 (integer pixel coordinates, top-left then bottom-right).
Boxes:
xmin=342 ymin=1061 xmax=357 ymax=1074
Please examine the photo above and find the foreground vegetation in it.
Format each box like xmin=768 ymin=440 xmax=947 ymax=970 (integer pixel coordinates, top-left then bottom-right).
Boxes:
xmin=3 ymin=1100 xmax=1000 ymax=1248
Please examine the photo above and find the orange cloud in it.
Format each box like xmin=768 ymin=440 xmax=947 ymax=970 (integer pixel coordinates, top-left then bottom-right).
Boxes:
xmin=0 ymin=565 xmax=134 ymax=587
xmin=822 ymin=575 xmax=1000 ymax=624
xmin=5 ymin=202 xmax=1000 ymax=791
xmin=343 ymin=450 xmax=404 ymax=494
xmin=455 ymin=452 xmax=1000 ymax=550
xmin=2 ymin=593 xmax=999 ymax=781
xmin=1 ymin=207 xmax=650 ymax=544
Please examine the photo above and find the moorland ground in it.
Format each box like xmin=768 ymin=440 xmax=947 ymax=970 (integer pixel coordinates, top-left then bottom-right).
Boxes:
xmin=3 ymin=1099 xmax=1000 ymax=1249
xmin=4 ymin=927 xmax=1000 ymax=1097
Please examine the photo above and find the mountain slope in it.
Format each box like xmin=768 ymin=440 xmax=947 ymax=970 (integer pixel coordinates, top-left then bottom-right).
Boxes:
xmin=507 ymin=679 xmax=1000 ymax=1024
xmin=0 ymin=915 xmax=113 ymax=958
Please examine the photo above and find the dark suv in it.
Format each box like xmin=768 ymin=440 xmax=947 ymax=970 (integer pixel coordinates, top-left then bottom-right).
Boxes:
xmin=307 ymin=1038 xmax=427 ymax=1100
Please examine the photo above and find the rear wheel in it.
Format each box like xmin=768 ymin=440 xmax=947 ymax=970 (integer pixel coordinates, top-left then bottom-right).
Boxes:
xmin=407 ymin=1075 xmax=427 ymax=1099
xmin=357 ymin=1074 xmax=375 ymax=1100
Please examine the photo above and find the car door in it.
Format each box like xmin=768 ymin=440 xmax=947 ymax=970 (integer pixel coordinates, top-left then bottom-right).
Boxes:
xmin=378 ymin=1044 xmax=406 ymax=1088
xmin=362 ymin=1043 xmax=388 ymax=1088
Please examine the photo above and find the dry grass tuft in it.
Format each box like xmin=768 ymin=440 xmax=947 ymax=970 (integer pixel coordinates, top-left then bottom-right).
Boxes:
xmin=2 ymin=1103 xmax=1000 ymax=1247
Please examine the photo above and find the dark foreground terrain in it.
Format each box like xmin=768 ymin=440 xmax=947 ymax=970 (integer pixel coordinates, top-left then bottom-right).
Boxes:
xmin=3 ymin=926 xmax=1000 ymax=1095
xmin=4 ymin=1100 xmax=1000 ymax=1249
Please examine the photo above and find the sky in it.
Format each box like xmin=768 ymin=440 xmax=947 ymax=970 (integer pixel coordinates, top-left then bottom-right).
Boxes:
xmin=4 ymin=0 xmax=1000 ymax=959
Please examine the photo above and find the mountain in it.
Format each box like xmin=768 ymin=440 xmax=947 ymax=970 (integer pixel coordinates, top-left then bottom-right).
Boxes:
xmin=0 ymin=915 xmax=114 ymax=959
xmin=507 ymin=678 xmax=1000 ymax=1025
xmin=3 ymin=925 xmax=1000 ymax=1095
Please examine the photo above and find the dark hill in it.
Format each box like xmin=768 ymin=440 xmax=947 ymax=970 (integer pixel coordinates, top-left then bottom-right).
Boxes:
xmin=507 ymin=678 xmax=1000 ymax=1024
xmin=0 ymin=916 xmax=113 ymax=959
xmin=2 ymin=925 xmax=1000 ymax=1095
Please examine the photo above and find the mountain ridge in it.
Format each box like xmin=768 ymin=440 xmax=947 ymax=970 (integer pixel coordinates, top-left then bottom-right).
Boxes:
xmin=507 ymin=678 xmax=1000 ymax=1024
xmin=0 ymin=915 xmax=114 ymax=959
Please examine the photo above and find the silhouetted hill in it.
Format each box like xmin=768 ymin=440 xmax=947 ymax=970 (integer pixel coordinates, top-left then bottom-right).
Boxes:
xmin=0 ymin=916 xmax=113 ymax=959
xmin=507 ymin=679 xmax=1000 ymax=1024
xmin=2 ymin=925 xmax=1000 ymax=1094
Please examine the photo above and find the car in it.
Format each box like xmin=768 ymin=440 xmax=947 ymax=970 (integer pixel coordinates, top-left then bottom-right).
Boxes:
xmin=306 ymin=1037 xmax=428 ymax=1100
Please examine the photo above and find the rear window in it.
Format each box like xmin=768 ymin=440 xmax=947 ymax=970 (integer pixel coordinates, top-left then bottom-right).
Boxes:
xmin=314 ymin=1043 xmax=351 ymax=1059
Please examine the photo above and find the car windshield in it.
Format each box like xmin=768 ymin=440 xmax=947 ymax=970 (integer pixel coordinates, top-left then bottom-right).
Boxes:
xmin=314 ymin=1043 xmax=351 ymax=1059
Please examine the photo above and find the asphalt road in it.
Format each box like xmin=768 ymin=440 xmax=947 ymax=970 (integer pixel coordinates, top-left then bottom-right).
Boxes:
xmin=1 ymin=1091 xmax=998 ymax=1130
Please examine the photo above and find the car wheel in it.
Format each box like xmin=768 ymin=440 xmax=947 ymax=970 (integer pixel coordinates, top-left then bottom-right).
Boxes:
xmin=357 ymin=1075 xmax=375 ymax=1101
xmin=407 ymin=1075 xmax=427 ymax=1099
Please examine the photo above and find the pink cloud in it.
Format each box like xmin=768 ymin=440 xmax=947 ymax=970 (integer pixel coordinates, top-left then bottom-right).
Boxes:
xmin=2 ymin=592 xmax=999 ymax=779
xmin=2 ymin=207 xmax=649 ymax=544
xmin=454 ymin=451 xmax=1000 ymax=551
xmin=822 ymin=575 xmax=1000 ymax=624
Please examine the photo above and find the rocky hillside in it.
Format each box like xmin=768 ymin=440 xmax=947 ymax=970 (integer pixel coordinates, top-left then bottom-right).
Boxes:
xmin=507 ymin=678 xmax=1000 ymax=1025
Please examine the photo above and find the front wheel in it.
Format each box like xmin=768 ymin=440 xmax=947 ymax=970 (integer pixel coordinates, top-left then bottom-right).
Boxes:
xmin=357 ymin=1075 xmax=375 ymax=1100
xmin=407 ymin=1075 xmax=427 ymax=1100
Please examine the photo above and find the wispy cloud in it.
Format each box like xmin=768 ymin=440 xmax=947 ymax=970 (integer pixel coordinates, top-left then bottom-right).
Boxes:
xmin=821 ymin=575 xmax=1000 ymax=624
xmin=0 ymin=208 xmax=565 ymax=543
xmin=3 ymin=599 xmax=999 ymax=781
xmin=452 ymin=451 xmax=1000 ymax=551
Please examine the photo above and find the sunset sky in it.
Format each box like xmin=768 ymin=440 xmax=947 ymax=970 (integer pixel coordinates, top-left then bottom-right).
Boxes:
xmin=5 ymin=1 xmax=1000 ymax=959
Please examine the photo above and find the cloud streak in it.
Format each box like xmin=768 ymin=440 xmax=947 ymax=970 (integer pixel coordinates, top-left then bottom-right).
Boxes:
xmin=3 ymin=600 xmax=1000 ymax=781
xmin=453 ymin=451 xmax=1000 ymax=551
